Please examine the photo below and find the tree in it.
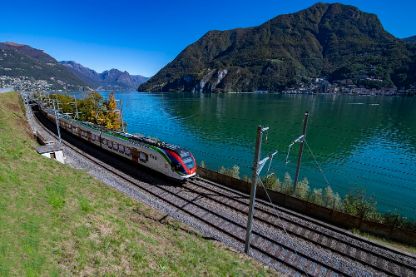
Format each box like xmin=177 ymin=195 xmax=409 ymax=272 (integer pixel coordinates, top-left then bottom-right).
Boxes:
xmin=78 ymin=92 xmax=103 ymax=124
xmin=48 ymin=92 xmax=124 ymax=131
xmin=103 ymin=92 xmax=122 ymax=131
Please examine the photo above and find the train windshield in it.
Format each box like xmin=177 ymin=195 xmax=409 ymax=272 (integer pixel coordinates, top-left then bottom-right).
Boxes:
xmin=179 ymin=150 xmax=195 ymax=169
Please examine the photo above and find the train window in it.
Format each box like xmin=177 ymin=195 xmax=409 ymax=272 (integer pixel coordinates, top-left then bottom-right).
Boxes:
xmin=108 ymin=141 xmax=112 ymax=149
xmin=91 ymin=134 xmax=96 ymax=141
xmin=119 ymin=145 xmax=124 ymax=153
xmin=125 ymin=147 xmax=131 ymax=156
xmin=102 ymin=138 xmax=106 ymax=145
xmin=139 ymin=152 xmax=148 ymax=163
xmin=113 ymin=143 xmax=118 ymax=151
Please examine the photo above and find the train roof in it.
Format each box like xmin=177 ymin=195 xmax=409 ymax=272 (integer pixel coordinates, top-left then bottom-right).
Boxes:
xmin=106 ymin=130 xmax=182 ymax=151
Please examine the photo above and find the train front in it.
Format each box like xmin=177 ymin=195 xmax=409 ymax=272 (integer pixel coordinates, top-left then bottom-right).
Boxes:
xmin=165 ymin=148 xmax=197 ymax=180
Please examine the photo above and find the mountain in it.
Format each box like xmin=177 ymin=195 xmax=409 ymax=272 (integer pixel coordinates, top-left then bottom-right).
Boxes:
xmin=0 ymin=42 xmax=87 ymax=89
xmin=403 ymin=36 xmax=416 ymax=44
xmin=139 ymin=3 xmax=416 ymax=93
xmin=61 ymin=61 xmax=148 ymax=90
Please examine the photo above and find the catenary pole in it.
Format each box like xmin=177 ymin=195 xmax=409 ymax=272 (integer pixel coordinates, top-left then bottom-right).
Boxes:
xmin=245 ymin=125 xmax=268 ymax=254
xmin=119 ymin=99 xmax=125 ymax=132
xmin=73 ymin=94 xmax=79 ymax=119
xmin=52 ymin=100 xmax=62 ymax=145
xmin=293 ymin=111 xmax=309 ymax=190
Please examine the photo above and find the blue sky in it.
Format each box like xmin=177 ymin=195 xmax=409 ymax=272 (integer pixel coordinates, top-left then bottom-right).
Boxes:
xmin=1 ymin=0 xmax=415 ymax=76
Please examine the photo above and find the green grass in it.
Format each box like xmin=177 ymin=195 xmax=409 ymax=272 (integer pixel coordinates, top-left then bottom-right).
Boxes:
xmin=0 ymin=92 xmax=275 ymax=276
xmin=351 ymin=230 xmax=416 ymax=255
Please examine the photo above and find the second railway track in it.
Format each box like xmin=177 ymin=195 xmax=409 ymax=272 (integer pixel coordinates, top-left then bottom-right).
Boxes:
xmin=29 ymin=103 xmax=416 ymax=277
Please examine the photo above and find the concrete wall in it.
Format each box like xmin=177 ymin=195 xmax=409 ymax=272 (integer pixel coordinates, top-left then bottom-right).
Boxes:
xmin=197 ymin=167 xmax=416 ymax=246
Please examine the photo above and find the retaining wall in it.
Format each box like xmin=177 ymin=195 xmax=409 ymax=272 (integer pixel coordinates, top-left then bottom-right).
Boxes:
xmin=197 ymin=167 xmax=416 ymax=246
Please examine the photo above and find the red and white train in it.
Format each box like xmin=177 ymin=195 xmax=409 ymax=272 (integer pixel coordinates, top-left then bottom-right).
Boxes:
xmin=37 ymin=102 xmax=197 ymax=181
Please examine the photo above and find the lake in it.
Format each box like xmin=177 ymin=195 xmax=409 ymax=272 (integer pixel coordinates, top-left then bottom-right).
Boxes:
xmin=93 ymin=91 xmax=416 ymax=218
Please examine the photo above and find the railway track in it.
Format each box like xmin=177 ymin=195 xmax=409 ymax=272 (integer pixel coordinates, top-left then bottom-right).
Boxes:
xmin=185 ymin=179 xmax=416 ymax=276
xmin=29 ymin=104 xmax=416 ymax=276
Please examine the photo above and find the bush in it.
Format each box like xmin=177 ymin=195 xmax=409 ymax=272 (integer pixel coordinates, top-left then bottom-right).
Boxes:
xmin=215 ymin=166 xmax=416 ymax=228
xmin=262 ymin=174 xmax=281 ymax=191
xmin=310 ymin=189 xmax=323 ymax=205
xmin=342 ymin=191 xmax=378 ymax=220
xmin=281 ymin=173 xmax=293 ymax=194
xmin=219 ymin=165 xmax=240 ymax=179
xmin=323 ymin=186 xmax=342 ymax=209
xmin=293 ymin=178 xmax=309 ymax=200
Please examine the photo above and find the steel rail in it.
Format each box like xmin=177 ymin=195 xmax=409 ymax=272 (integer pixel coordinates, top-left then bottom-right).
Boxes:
xmin=31 ymin=107 xmax=416 ymax=276
xmin=185 ymin=179 xmax=416 ymax=276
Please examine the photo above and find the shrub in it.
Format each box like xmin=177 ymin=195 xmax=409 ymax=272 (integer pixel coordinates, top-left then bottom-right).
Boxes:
xmin=214 ymin=166 xmax=415 ymax=228
xmin=293 ymin=178 xmax=310 ymax=200
xmin=262 ymin=174 xmax=281 ymax=191
xmin=343 ymin=191 xmax=378 ymax=220
xmin=333 ymin=193 xmax=343 ymax=211
xmin=281 ymin=172 xmax=293 ymax=194
xmin=310 ymin=188 xmax=324 ymax=205
xmin=219 ymin=165 xmax=240 ymax=179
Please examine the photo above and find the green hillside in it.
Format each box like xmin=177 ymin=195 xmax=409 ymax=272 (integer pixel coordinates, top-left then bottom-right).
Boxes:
xmin=140 ymin=3 xmax=416 ymax=93
xmin=0 ymin=43 xmax=86 ymax=90
xmin=0 ymin=92 xmax=272 ymax=276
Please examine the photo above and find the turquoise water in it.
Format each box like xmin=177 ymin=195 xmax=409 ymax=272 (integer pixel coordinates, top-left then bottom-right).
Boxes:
xmin=86 ymin=91 xmax=416 ymax=218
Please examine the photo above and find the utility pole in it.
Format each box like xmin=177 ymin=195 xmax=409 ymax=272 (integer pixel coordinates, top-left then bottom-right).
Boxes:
xmin=69 ymin=95 xmax=81 ymax=120
xmin=73 ymin=94 xmax=80 ymax=119
xmin=52 ymin=100 xmax=62 ymax=145
xmin=245 ymin=125 xmax=269 ymax=254
xmin=293 ymin=111 xmax=309 ymax=190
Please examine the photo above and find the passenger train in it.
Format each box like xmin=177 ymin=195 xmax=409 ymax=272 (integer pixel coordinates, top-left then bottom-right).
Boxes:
xmin=36 ymin=101 xmax=197 ymax=181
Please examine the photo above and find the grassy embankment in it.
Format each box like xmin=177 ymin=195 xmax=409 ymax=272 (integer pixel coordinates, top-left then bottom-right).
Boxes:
xmin=0 ymin=92 xmax=273 ymax=276
xmin=351 ymin=230 xmax=416 ymax=255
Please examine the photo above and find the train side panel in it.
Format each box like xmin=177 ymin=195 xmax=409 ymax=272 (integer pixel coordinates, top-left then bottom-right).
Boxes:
xmin=39 ymin=105 xmax=191 ymax=180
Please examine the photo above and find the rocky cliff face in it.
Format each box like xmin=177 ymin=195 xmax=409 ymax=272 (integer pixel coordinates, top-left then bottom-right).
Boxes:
xmin=139 ymin=3 xmax=416 ymax=93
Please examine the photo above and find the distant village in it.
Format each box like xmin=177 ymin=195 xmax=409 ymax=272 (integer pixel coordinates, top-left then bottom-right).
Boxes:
xmin=0 ymin=75 xmax=54 ymax=92
xmin=1 ymin=74 xmax=415 ymax=95
xmin=282 ymin=78 xmax=416 ymax=95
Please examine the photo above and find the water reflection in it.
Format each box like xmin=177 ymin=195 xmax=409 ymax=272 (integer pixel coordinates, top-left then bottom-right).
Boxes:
xmin=78 ymin=91 xmax=416 ymax=218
